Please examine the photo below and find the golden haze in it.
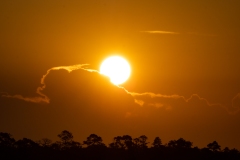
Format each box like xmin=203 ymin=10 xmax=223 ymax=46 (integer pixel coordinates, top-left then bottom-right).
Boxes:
xmin=0 ymin=0 xmax=240 ymax=150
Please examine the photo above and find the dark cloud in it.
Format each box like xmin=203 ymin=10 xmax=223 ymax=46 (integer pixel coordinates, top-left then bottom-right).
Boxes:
xmin=1 ymin=64 xmax=96 ymax=103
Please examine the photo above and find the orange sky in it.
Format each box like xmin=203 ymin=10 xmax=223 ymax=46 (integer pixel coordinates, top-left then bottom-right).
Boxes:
xmin=1 ymin=0 xmax=240 ymax=149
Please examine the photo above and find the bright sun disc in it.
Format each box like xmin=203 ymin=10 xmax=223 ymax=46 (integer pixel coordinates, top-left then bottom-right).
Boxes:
xmin=100 ymin=56 xmax=131 ymax=85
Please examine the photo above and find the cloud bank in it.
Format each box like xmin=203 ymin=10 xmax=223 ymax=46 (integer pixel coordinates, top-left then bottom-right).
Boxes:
xmin=1 ymin=64 xmax=98 ymax=103
xmin=1 ymin=64 xmax=240 ymax=114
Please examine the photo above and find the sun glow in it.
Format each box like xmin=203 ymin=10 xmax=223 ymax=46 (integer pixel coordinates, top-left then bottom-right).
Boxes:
xmin=100 ymin=56 xmax=131 ymax=85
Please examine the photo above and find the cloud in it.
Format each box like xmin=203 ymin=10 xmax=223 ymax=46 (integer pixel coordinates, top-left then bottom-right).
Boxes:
xmin=141 ymin=31 xmax=217 ymax=36
xmin=1 ymin=64 xmax=98 ymax=103
xmin=1 ymin=63 xmax=240 ymax=115
xmin=141 ymin=31 xmax=180 ymax=34
xmin=127 ymin=91 xmax=240 ymax=114
xmin=120 ymin=86 xmax=240 ymax=115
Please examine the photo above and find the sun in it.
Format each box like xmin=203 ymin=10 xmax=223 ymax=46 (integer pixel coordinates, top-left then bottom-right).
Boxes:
xmin=100 ymin=56 xmax=131 ymax=85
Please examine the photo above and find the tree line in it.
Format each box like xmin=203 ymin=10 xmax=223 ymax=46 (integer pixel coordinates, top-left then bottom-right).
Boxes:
xmin=0 ymin=130 xmax=239 ymax=160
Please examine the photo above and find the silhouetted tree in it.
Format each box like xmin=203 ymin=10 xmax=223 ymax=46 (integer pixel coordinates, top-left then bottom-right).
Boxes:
xmin=58 ymin=130 xmax=73 ymax=144
xmin=223 ymin=147 xmax=230 ymax=153
xmin=70 ymin=141 xmax=82 ymax=149
xmin=57 ymin=130 xmax=81 ymax=150
xmin=1 ymin=131 xmax=240 ymax=160
xmin=109 ymin=136 xmax=125 ymax=149
xmin=122 ymin=135 xmax=133 ymax=150
xmin=50 ymin=141 xmax=62 ymax=150
xmin=83 ymin=134 xmax=105 ymax=147
xmin=13 ymin=138 xmax=39 ymax=160
xmin=168 ymin=138 xmax=192 ymax=149
xmin=152 ymin=137 xmax=162 ymax=148
xmin=109 ymin=135 xmax=134 ymax=150
xmin=83 ymin=134 xmax=107 ymax=159
xmin=0 ymin=132 xmax=17 ymax=160
xmin=133 ymin=135 xmax=148 ymax=149
xmin=15 ymin=138 xmax=39 ymax=149
xmin=230 ymin=148 xmax=239 ymax=154
xmin=207 ymin=141 xmax=221 ymax=152
xmin=37 ymin=138 xmax=52 ymax=148
xmin=0 ymin=132 xmax=15 ymax=148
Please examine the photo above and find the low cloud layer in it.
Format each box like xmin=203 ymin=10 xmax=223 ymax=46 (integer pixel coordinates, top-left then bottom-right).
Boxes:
xmin=1 ymin=64 xmax=98 ymax=103
xmin=2 ymin=64 xmax=239 ymax=115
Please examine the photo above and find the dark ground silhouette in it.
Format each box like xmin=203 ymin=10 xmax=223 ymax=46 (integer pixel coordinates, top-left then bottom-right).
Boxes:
xmin=0 ymin=130 xmax=239 ymax=160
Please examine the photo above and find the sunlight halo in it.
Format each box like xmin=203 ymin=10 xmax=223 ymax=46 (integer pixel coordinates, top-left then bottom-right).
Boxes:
xmin=100 ymin=56 xmax=131 ymax=85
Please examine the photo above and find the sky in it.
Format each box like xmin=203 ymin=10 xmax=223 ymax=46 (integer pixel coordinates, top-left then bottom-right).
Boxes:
xmin=1 ymin=0 xmax=240 ymax=149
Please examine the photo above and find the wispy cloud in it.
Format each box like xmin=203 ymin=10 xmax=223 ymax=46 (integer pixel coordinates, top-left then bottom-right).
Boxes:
xmin=141 ymin=30 xmax=180 ymax=34
xmin=119 ymin=86 xmax=240 ymax=115
xmin=141 ymin=31 xmax=218 ymax=36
